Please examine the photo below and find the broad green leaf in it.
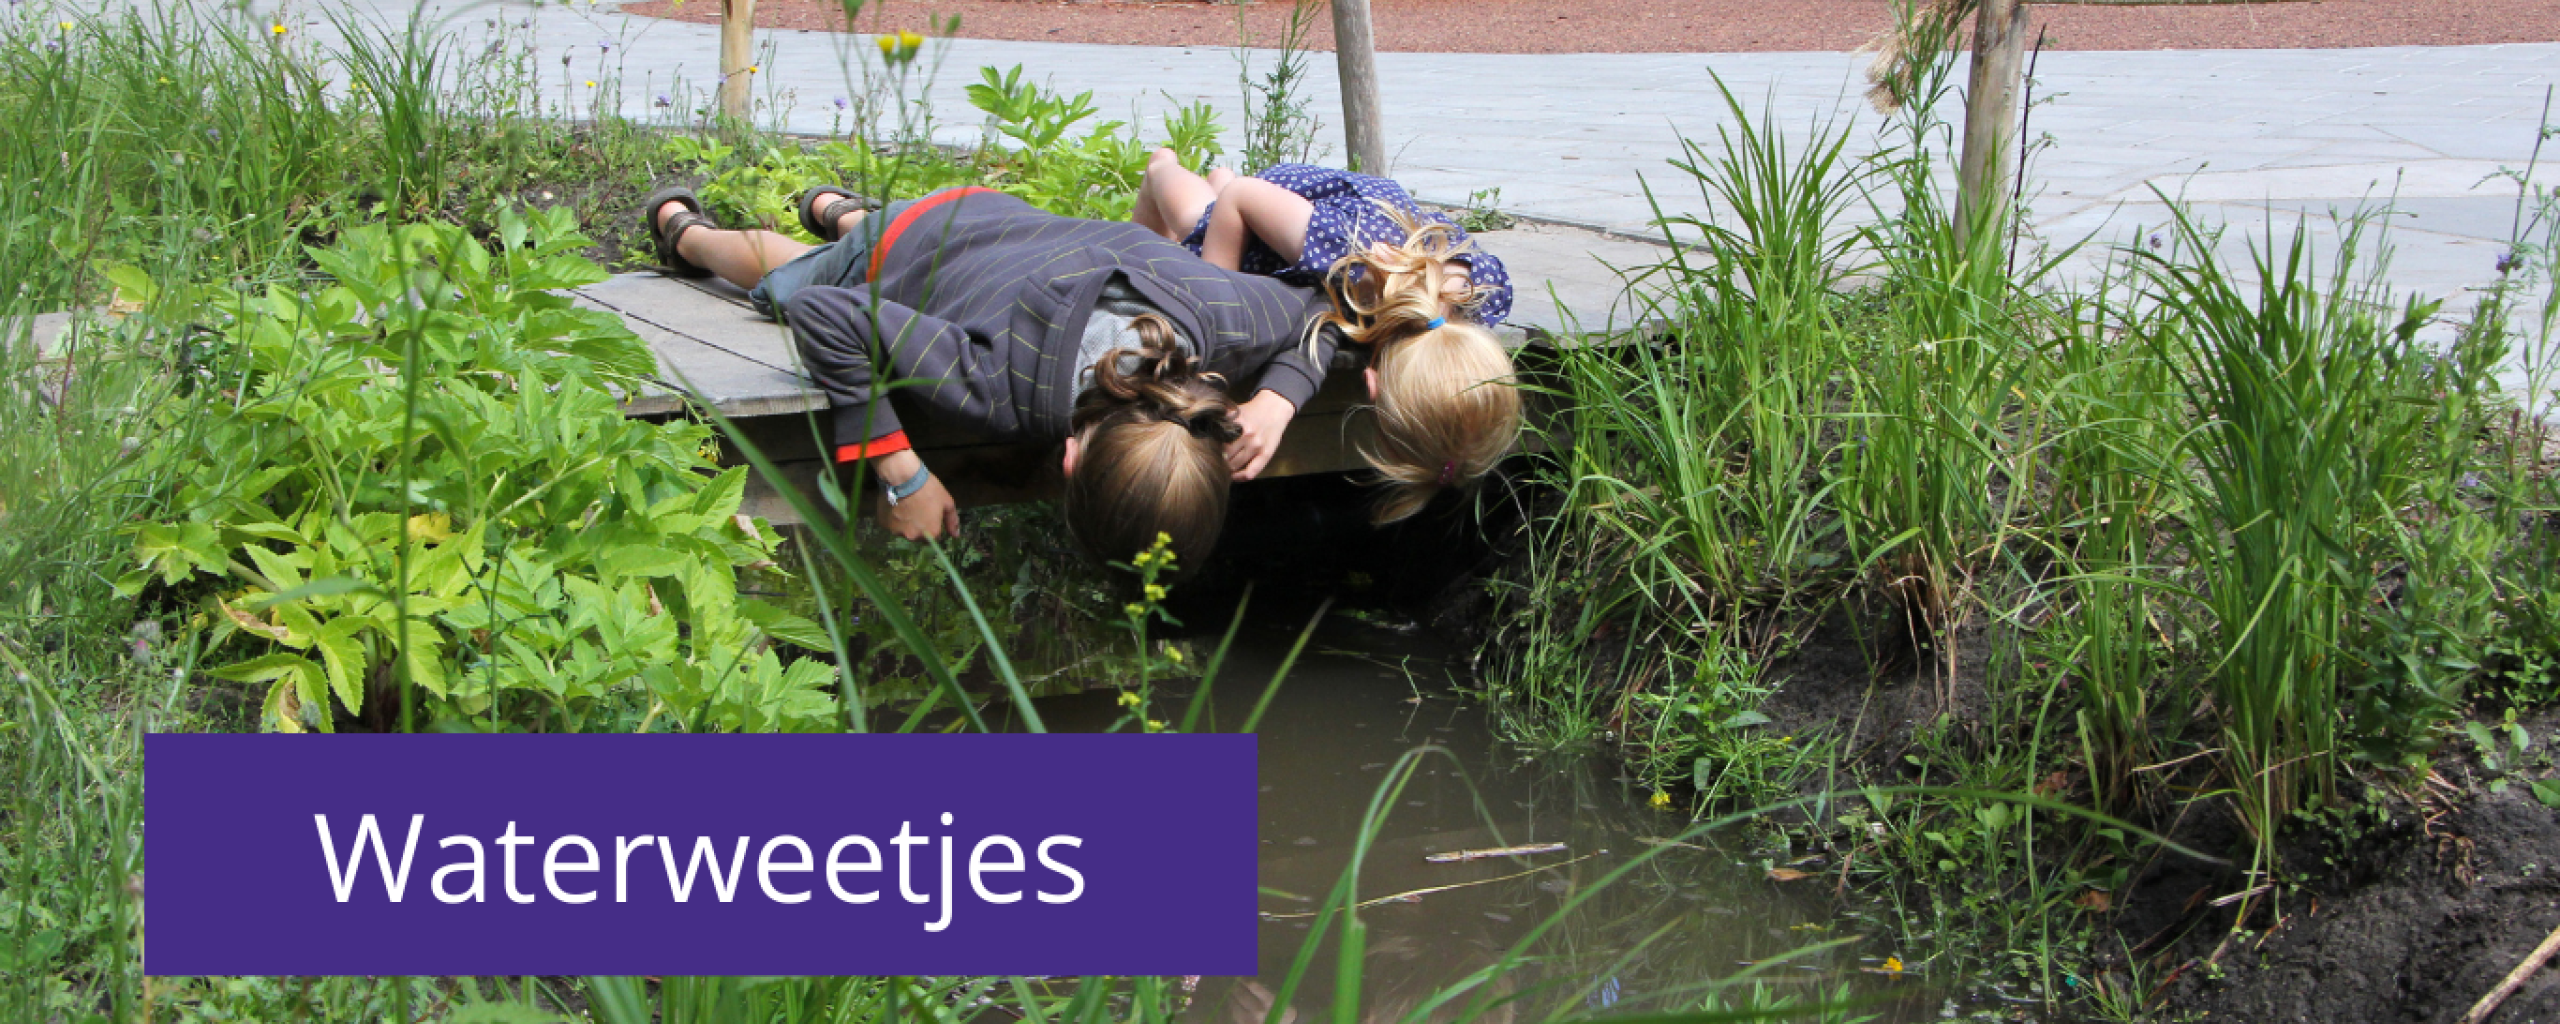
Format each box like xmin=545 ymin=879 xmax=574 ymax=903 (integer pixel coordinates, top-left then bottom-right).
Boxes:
xmin=314 ymin=617 xmax=370 ymax=715
xmin=596 ymin=545 xmax=687 ymax=579
xmin=399 ymin=620 xmax=451 ymax=698
xmin=211 ymin=652 xmax=322 ymax=684
xmin=739 ymin=600 xmax=832 ymax=651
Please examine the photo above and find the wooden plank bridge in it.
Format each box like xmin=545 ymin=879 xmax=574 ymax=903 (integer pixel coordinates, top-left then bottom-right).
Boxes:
xmin=19 ymin=221 xmax=1659 ymax=526
xmin=577 ymin=220 xmax=1660 ymax=524
xmin=576 ymin=271 xmax=1485 ymax=524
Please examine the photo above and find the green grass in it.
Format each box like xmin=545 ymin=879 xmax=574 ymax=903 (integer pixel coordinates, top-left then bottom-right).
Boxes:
xmin=1475 ymin=28 xmax=2560 ymax=1019
xmin=11 ymin=0 xmax=2560 ymax=1019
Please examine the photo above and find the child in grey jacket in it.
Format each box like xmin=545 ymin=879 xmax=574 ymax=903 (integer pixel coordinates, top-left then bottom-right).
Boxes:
xmin=643 ymin=185 xmax=1340 ymax=573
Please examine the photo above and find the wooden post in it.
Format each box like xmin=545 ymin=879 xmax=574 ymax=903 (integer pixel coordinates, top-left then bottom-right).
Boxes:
xmin=719 ymin=0 xmax=757 ymax=122
xmin=1954 ymin=0 xmax=2029 ymax=248
xmin=1330 ymin=0 xmax=1386 ymax=174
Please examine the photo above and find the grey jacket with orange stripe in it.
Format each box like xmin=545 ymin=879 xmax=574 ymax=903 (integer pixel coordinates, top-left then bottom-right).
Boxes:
xmin=782 ymin=188 xmax=1340 ymax=450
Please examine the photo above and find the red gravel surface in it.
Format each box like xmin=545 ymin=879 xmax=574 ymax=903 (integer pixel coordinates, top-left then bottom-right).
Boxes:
xmin=619 ymin=0 xmax=2560 ymax=53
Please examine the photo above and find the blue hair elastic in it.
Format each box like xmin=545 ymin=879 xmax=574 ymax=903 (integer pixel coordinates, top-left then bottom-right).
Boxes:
xmin=1424 ymin=317 xmax=1446 ymax=330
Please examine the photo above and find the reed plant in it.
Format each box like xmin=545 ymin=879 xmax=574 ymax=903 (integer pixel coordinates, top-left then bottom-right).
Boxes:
xmin=2131 ymin=208 xmax=2447 ymax=865
xmin=2037 ymin=290 xmax=2185 ymax=815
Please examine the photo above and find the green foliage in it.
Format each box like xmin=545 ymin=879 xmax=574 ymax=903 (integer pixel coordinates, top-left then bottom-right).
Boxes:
xmin=332 ymin=2 xmax=455 ymax=219
xmin=1451 ymin=187 xmax=1517 ymax=233
xmin=2135 ymin=209 xmax=2449 ymax=851
xmin=676 ymin=77 xmax=1224 ymax=239
xmin=1233 ymin=0 xmax=1327 ymax=171
xmin=966 ymin=64 xmax=1103 ymax=153
xmin=121 ymin=209 xmax=836 ymax=733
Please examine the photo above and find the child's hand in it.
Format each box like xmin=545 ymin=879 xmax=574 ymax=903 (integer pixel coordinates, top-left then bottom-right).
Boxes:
xmin=872 ymin=451 xmax=960 ymax=540
xmin=1226 ymin=390 xmax=1298 ymax=482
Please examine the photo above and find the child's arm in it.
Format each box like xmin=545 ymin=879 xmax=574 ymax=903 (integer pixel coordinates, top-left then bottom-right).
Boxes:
xmin=785 ymin=285 xmax=1026 ymax=539
xmin=1199 ymin=177 xmax=1316 ymax=272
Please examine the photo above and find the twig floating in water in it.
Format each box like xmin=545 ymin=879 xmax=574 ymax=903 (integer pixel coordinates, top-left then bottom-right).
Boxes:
xmin=1261 ymin=850 xmax=1605 ymax=920
xmin=1424 ymin=842 xmax=1568 ymax=864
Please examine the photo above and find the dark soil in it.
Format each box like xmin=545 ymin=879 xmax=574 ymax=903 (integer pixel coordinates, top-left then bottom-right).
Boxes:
xmin=2128 ymin=709 xmax=2560 ymax=1023
xmin=620 ymin=0 xmax=2560 ymax=54
xmin=1429 ymin=488 xmax=2560 ymax=1020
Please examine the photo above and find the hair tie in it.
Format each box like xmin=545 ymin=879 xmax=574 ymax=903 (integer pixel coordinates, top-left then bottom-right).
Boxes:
xmin=1437 ymin=460 xmax=1457 ymax=486
xmin=1423 ymin=317 xmax=1446 ymax=330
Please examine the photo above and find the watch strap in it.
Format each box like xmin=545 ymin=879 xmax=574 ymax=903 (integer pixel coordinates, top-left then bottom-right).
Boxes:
xmin=884 ymin=464 xmax=932 ymax=505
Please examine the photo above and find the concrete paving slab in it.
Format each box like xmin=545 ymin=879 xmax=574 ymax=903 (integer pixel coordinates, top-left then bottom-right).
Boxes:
xmin=140 ymin=0 xmax=2560 ymax=392
xmin=2376 ymin=196 xmax=2543 ymax=244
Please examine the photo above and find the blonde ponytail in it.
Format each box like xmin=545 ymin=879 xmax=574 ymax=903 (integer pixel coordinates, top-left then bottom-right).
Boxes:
xmin=1321 ymin=204 xmax=1522 ymax=523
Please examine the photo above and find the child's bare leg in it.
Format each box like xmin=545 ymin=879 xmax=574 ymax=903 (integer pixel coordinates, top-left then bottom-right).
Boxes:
xmin=1205 ymin=166 xmax=1237 ymax=189
xmin=1134 ymin=147 xmax=1217 ymax=241
xmin=657 ymin=200 xmax=811 ymax=288
xmin=832 ymin=207 xmax=870 ymax=239
xmin=1198 ymin=177 xmax=1315 ymax=270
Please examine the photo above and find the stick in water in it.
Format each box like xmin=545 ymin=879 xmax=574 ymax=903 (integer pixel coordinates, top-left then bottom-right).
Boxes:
xmin=1424 ymin=842 xmax=1568 ymax=863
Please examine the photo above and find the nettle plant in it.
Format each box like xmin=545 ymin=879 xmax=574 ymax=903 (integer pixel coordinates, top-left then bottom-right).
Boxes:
xmin=122 ymin=208 xmax=836 ymax=734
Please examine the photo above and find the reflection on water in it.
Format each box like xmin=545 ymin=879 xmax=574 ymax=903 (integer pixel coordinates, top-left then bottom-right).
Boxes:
xmin=1033 ymin=617 xmax=1928 ymax=1023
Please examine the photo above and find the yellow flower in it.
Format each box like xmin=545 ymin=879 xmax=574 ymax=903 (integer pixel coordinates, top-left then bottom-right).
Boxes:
xmin=58 ymin=20 xmax=73 ymax=30
xmin=271 ymin=22 xmax=287 ymax=35
xmin=1116 ymin=691 xmax=1141 ymax=708
xmin=1648 ymin=791 xmax=1672 ymax=810
xmin=584 ymin=80 xmax=596 ymax=88
xmin=899 ymin=29 xmax=924 ymax=51
xmin=1883 ymin=955 xmax=1905 ymax=974
xmin=876 ymin=34 xmax=895 ymax=55
xmin=1123 ymin=602 xmax=1145 ymax=619
xmin=1144 ymin=584 xmax=1167 ymax=602
xmin=748 ymin=64 xmax=759 ymax=73
xmin=1165 ymin=646 xmax=1184 ymax=664
xmin=1145 ymin=719 xmax=1167 ymax=732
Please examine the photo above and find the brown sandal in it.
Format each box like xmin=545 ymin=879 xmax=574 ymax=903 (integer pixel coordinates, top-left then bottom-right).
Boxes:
xmin=641 ymin=186 xmax=717 ymax=278
xmin=796 ymin=185 xmax=878 ymax=243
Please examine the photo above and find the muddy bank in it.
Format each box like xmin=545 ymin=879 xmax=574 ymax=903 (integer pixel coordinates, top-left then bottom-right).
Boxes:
xmin=1415 ymin=466 xmax=2560 ymax=1020
xmin=2130 ymin=709 xmax=2560 ymax=1023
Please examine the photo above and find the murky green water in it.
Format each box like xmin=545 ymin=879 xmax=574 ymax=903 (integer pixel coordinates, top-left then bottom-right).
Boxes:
xmin=1030 ymin=616 xmax=1931 ymax=1023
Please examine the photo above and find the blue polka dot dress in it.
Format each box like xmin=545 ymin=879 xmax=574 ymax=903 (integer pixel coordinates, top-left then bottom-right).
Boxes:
xmin=1181 ymin=163 xmax=1513 ymax=327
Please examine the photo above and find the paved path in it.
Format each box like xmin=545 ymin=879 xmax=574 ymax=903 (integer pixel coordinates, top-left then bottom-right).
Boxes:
xmin=283 ymin=0 xmax=2560 ymax=386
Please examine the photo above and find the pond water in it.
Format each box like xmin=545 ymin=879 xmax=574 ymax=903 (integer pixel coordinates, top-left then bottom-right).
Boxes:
xmin=1025 ymin=614 xmax=1934 ymax=1024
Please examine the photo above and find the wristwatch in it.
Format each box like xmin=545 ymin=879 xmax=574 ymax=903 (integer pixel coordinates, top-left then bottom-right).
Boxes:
xmin=882 ymin=464 xmax=933 ymax=507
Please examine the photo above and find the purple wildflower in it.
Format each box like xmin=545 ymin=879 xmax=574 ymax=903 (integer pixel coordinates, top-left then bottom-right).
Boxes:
xmin=2147 ymin=232 xmax=2165 ymax=252
xmin=560 ymin=52 xmax=571 ymax=67
xmin=654 ymin=93 xmax=672 ymax=107
xmin=207 ymin=128 xmax=220 ymax=141
xmin=599 ymin=39 xmax=612 ymax=53
xmin=2496 ymin=250 xmax=2522 ymax=274
xmin=832 ymin=96 xmax=848 ymax=110
xmin=2460 ymin=472 xmax=2486 ymax=489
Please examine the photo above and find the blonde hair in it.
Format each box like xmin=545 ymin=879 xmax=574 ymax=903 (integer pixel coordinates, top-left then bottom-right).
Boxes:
xmin=1323 ymin=204 xmax=1523 ymax=523
xmin=1062 ymin=315 xmax=1240 ymax=577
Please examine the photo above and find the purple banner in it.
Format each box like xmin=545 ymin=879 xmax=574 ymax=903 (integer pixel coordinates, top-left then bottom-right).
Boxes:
xmin=146 ymin=733 xmax=1257 ymax=976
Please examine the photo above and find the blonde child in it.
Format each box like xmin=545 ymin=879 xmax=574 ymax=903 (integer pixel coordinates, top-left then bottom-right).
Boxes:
xmin=1132 ymin=154 xmax=1521 ymax=521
